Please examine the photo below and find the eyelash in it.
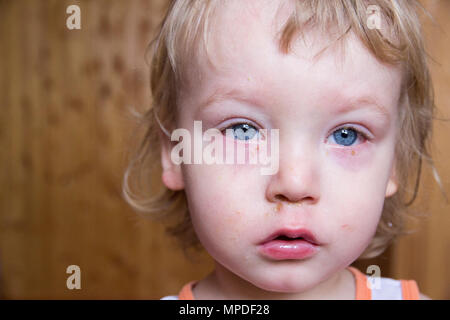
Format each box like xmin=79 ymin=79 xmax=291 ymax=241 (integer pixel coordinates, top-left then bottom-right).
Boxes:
xmin=221 ymin=121 xmax=372 ymax=145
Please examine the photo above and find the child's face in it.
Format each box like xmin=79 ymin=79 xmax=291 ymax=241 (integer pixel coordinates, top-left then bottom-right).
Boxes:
xmin=162 ymin=1 xmax=402 ymax=294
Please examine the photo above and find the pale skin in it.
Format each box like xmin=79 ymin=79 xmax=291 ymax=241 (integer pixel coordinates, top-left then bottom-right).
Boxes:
xmin=160 ymin=0 xmax=430 ymax=299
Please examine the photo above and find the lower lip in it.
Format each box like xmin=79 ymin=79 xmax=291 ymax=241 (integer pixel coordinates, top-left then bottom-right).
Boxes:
xmin=259 ymin=239 xmax=319 ymax=260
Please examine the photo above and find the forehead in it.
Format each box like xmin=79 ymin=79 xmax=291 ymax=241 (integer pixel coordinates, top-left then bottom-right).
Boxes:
xmin=181 ymin=0 xmax=402 ymax=111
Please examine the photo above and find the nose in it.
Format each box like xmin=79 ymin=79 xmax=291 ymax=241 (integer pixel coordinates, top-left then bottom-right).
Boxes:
xmin=265 ymin=139 xmax=320 ymax=206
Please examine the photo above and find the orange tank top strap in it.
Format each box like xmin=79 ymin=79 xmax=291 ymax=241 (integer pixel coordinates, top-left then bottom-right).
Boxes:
xmin=347 ymin=266 xmax=372 ymax=300
xmin=400 ymin=279 xmax=420 ymax=300
xmin=178 ymin=280 xmax=197 ymax=300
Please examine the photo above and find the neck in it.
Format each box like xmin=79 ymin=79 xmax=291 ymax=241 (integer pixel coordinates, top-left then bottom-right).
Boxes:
xmin=193 ymin=262 xmax=355 ymax=300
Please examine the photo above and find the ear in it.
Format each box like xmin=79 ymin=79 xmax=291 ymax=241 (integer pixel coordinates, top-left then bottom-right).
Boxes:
xmin=385 ymin=161 xmax=398 ymax=198
xmin=160 ymin=134 xmax=185 ymax=191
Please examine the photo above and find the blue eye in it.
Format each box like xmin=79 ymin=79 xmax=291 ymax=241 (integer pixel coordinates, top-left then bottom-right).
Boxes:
xmin=228 ymin=123 xmax=259 ymax=141
xmin=331 ymin=127 xmax=363 ymax=146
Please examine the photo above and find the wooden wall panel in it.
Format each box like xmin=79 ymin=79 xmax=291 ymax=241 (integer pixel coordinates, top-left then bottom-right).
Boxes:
xmin=391 ymin=0 xmax=450 ymax=300
xmin=0 ymin=0 xmax=214 ymax=299
xmin=0 ymin=0 xmax=448 ymax=299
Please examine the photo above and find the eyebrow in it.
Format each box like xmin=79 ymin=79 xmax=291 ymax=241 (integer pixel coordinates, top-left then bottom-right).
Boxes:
xmin=332 ymin=96 xmax=391 ymax=123
xmin=199 ymin=87 xmax=391 ymax=122
xmin=198 ymin=86 xmax=266 ymax=111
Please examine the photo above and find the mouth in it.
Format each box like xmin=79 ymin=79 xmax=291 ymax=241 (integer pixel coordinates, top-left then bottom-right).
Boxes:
xmin=260 ymin=228 xmax=320 ymax=245
xmin=258 ymin=228 xmax=320 ymax=261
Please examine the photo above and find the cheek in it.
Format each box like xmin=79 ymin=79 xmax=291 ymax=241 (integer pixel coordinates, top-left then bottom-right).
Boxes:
xmin=322 ymin=159 xmax=387 ymax=245
xmin=182 ymin=164 xmax=261 ymax=248
xmin=325 ymin=142 xmax=393 ymax=217
xmin=327 ymin=192 xmax=384 ymax=248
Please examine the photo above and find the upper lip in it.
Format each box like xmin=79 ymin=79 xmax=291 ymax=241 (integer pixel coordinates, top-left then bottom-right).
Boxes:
xmin=259 ymin=228 xmax=320 ymax=245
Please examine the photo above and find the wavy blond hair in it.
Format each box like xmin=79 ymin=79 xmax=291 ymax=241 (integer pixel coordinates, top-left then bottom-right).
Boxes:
xmin=123 ymin=0 xmax=444 ymax=258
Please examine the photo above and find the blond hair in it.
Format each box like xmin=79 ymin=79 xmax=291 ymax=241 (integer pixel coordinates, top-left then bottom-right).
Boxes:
xmin=123 ymin=0 xmax=443 ymax=258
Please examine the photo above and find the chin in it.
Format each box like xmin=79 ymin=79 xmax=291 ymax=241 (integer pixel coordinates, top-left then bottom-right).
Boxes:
xmin=246 ymin=273 xmax=318 ymax=294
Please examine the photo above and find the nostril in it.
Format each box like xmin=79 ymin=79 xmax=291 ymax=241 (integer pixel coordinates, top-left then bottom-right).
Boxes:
xmin=274 ymin=194 xmax=315 ymax=205
xmin=274 ymin=194 xmax=289 ymax=202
